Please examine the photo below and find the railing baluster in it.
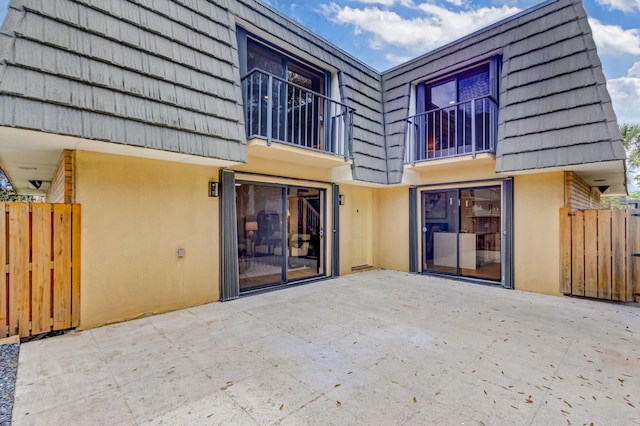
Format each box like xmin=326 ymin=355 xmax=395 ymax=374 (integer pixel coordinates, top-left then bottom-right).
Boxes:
xmin=471 ymin=99 xmax=476 ymax=158
xmin=266 ymin=75 xmax=273 ymax=146
xmin=241 ymin=69 xmax=354 ymax=161
xmin=404 ymin=94 xmax=497 ymax=164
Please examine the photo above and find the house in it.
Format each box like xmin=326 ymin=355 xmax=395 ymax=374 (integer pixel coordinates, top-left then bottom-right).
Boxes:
xmin=0 ymin=0 xmax=626 ymax=329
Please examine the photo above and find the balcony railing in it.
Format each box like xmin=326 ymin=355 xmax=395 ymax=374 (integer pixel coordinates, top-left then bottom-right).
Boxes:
xmin=404 ymin=96 xmax=498 ymax=164
xmin=241 ymin=69 xmax=354 ymax=160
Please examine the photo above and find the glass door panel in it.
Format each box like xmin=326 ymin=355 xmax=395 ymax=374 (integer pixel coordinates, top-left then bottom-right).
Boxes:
xmin=422 ymin=190 xmax=458 ymax=274
xmin=460 ymin=187 xmax=501 ymax=280
xmin=237 ymin=182 xmax=326 ymax=291
xmin=237 ymin=183 xmax=285 ymax=291
xmin=422 ymin=185 xmax=502 ymax=282
xmin=287 ymin=187 xmax=324 ymax=281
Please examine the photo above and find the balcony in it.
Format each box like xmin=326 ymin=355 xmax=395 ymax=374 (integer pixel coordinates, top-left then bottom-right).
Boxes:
xmin=404 ymin=96 xmax=498 ymax=165
xmin=241 ymin=69 xmax=354 ymax=161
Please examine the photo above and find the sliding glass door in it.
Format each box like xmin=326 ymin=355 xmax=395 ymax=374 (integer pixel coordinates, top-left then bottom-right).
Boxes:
xmin=422 ymin=185 xmax=501 ymax=281
xmin=236 ymin=181 xmax=325 ymax=291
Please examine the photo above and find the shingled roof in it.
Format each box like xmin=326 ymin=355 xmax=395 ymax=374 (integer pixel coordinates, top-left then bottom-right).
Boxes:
xmin=0 ymin=0 xmax=627 ymax=188
xmin=382 ymin=0 xmax=626 ymax=184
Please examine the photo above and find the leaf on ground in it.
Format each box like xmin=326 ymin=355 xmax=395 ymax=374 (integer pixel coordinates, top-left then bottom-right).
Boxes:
xmin=336 ymin=400 xmax=342 ymax=407
xmin=413 ymin=396 xmax=417 ymax=403
xmin=279 ymin=404 xmax=284 ymax=411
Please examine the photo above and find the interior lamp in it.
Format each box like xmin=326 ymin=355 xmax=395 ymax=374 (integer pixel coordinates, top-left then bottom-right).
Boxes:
xmin=245 ymin=221 xmax=259 ymax=239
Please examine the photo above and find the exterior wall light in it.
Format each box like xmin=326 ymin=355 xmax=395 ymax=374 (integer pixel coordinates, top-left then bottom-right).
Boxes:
xmin=209 ymin=182 xmax=218 ymax=197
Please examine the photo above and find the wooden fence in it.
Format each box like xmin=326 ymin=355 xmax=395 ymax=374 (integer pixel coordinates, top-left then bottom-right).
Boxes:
xmin=0 ymin=203 xmax=81 ymax=338
xmin=560 ymin=208 xmax=639 ymax=302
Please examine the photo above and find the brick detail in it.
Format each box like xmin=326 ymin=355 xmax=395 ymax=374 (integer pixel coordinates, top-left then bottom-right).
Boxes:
xmin=565 ymin=171 xmax=600 ymax=209
xmin=46 ymin=150 xmax=74 ymax=203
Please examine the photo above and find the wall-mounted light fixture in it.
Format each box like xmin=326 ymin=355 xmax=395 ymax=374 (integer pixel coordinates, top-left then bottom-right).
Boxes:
xmin=339 ymin=194 xmax=345 ymax=205
xmin=208 ymin=182 xmax=218 ymax=197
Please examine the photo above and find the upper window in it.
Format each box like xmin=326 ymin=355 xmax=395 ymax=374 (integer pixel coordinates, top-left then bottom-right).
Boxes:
xmin=406 ymin=58 xmax=500 ymax=162
xmin=424 ymin=63 xmax=491 ymax=113
xmin=244 ymin=35 xmax=326 ymax=96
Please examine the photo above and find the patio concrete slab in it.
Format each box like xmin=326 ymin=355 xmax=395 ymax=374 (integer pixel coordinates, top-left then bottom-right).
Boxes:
xmin=11 ymin=270 xmax=640 ymax=425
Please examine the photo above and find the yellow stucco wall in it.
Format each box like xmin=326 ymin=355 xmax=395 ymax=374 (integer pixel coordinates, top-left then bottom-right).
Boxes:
xmin=375 ymin=187 xmax=410 ymax=272
xmin=513 ymin=172 xmax=564 ymax=295
xmin=75 ymin=151 xmax=221 ymax=329
xmin=338 ymin=185 xmax=363 ymax=275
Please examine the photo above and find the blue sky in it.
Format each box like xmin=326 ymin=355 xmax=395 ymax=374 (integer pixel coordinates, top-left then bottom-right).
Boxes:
xmin=0 ymin=0 xmax=637 ymax=125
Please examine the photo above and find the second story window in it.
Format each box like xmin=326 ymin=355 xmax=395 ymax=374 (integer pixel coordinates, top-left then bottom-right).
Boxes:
xmin=246 ymin=39 xmax=326 ymax=97
xmin=425 ymin=64 xmax=490 ymax=111
xmin=406 ymin=58 xmax=500 ymax=163
xmin=238 ymin=28 xmax=354 ymax=159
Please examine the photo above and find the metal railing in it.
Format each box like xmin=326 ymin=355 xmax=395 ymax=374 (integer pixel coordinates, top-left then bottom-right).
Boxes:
xmin=404 ymin=96 xmax=498 ymax=164
xmin=241 ymin=68 xmax=354 ymax=160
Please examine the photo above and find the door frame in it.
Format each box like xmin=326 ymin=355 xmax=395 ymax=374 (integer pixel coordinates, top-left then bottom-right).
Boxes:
xmin=235 ymin=178 xmax=330 ymax=293
xmin=410 ymin=178 xmax=513 ymax=288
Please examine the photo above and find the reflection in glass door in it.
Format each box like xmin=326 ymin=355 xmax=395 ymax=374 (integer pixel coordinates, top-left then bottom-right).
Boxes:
xmin=287 ymin=187 xmax=324 ymax=280
xmin=236 ymin=182 xmax=325 ymax=291
xmin=423 ymin=190 xmax=458 ymax=274
xmin=460 ymin=187 xmax=501 ymax=280
xmin=422 ymin=186 xmax=501 ymax=281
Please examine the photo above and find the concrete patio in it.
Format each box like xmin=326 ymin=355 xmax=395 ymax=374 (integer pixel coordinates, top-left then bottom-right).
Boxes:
xmin=11 ymin=270 xmax=640 ymax=425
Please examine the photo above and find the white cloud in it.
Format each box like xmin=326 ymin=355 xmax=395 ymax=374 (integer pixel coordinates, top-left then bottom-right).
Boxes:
xmin=607 ymin=62 xmax=640 ymax=125
xmin=385 ymin=52 xmax=414 ymax=63
xmin=589 ymin=18 xmax=640 ymax=55
xmin=320 ymin=2 xmax=520 ymax=52
xmin=596 ymin=0 xmax=640 ymax=12
xmin=355 ymin=0 xmax=398 ymax=5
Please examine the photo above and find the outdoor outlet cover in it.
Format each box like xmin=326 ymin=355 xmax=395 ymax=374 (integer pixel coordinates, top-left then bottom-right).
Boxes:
xmin=176 ymin=247 xmax=185 ymax=257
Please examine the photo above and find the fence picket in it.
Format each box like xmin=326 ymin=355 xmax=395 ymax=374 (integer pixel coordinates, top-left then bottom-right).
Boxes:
xmin=628 ymin=210 xmax=639 ymax=302
xmin=571 ymin=210 xmax=585 ymax=296
xmin=597 ymin=210 xmax=612 ymax=300
xmin=0 ymin=204 xmax=7 ymax=337
xmin=53 ymin=204 xmax=72 ymax=330
xmin=71 ymin=204 xmax=81 ymax=328
xmin=8 ymin=203 xmax=31 ymax=337
xmin=559 ymin=208 xmax=572 ymax=294
xmin=584 ymin=210 xmax=598 ymax=298
xmin=31 ymin=204 xmax=52 ymax=335
xmin=611 ymin=210 xmax=626 ymax=301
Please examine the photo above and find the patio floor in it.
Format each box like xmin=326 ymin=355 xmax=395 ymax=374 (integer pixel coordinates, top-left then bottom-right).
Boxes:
xmin=12 ymin=270 xmax=640 ymax=425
